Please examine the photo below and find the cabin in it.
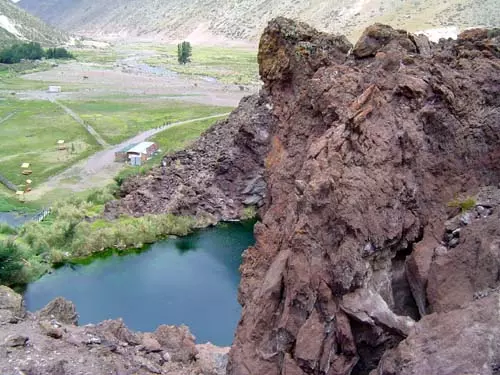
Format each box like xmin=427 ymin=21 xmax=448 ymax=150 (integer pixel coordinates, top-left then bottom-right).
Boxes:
xmin=48 ymin=86 xmax=62 ymax=93
xmin=114 ymin=142 xmax=158 ymax=165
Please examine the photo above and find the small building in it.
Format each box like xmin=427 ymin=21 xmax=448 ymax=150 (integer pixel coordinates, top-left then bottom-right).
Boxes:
xmin=127 ymin=142 xmax=158 ymax=165
xmin=114 ymin=142 xmax=158 ymax=165
xmin=115 ymin=143 xmax=138 ymax=162
xmin=48 ymin=86 xmax=62 ymax=93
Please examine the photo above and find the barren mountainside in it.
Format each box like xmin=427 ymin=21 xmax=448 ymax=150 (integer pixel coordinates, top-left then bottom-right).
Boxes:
xmin=18 ymin=0 xmax=500 ymax=42
xmin=0 ymin=0 xmax=67 ymax=46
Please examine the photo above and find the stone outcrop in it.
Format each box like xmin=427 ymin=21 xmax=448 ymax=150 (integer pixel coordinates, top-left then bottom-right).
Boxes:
xmin=0 ymin=288 xmax=229 ymax=375
xmin=0 ymin=285 xmax=25 ymax=324
xmin=105 ymin=94 xmax=274 ymax=222
xmin=226 ymin=18 xmax=500 ymax=375
xmin=37 ymin=297 xmax=78 ymax=325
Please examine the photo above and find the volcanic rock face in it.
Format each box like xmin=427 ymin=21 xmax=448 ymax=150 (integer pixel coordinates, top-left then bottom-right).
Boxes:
xmin=227 ymin=18 xmax=500 ymax=375
xmin=105 ymin=94 xmax=273 ymax=222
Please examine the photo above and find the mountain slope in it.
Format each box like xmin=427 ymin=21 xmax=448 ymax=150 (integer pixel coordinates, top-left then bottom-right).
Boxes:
xmin=0 ymin=0 xmax=67 ymax=46
xmin=18 ymin=0 xmax=500 ymax=42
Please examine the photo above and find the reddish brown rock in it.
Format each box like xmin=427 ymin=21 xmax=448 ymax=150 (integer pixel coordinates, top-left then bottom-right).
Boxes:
xmin=0 ymin=285 xmax=25 ymax=324
xmin=228 ymin=19 xmax=500 ymax=375
xmin=376 ymin=293 xmax=500 ymax=375
xmin=426 ymin=201 xmax=500 ymax=313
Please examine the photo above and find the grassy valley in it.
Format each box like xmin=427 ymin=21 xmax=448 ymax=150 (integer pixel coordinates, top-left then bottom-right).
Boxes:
xmin=0 ymin=40 xmax=256 ymax=287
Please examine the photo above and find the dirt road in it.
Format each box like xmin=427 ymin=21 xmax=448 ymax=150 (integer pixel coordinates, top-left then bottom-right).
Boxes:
xmin=26 ymin=113 xmax=229 ymax=200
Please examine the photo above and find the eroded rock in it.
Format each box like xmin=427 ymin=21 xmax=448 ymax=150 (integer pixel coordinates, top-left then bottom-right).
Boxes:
xmin=377 ymin=293 xmax=500 ymax=375
xmin=0 ymin=285 xmax=25 ymax=324
xmin=154 ymin=325 xmax=197 ymax=363
xmin=228 ymin=19 xmax=500 ymax=375
xmin=38 ymin=297 xmax=78 ymax=326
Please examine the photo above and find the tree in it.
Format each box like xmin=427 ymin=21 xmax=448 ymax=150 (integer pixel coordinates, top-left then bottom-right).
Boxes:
xmin=177 ymin=41 xmax=192 ymax=65
xmin=45 ymin=47 xmax=73 ymax=59
xmin=0 ymin=42 xmax=44 ymax=64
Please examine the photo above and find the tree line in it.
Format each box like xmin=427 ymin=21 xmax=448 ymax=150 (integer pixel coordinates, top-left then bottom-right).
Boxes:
xmin=0 ymin=42 xmax=74 ymax=64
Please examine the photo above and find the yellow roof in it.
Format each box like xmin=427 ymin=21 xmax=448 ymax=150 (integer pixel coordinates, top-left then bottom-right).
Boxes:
xmin=15 ymin=191 xmax=24 ymax=195
xmin=21 ymin=163 xmax=30 ymax=168
xmin=26 ymin=179 xmax=32 ymax=184
xmin=57 ymin=140 xmax=65 ymax=144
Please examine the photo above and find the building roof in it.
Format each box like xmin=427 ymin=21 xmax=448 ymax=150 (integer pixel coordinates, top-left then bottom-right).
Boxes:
xmin=117 ymin=143 xmax=139 ymax=153
xmin=128 ymin=142 xmax=156 ymax=155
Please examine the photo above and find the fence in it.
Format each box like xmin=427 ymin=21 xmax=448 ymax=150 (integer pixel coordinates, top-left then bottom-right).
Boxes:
xmin=33 ymin=208 xmax=51 ymax=223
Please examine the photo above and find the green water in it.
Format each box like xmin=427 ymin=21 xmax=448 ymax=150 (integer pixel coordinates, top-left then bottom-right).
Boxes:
xmin=24 ymin=221 xmax=255 ymax=346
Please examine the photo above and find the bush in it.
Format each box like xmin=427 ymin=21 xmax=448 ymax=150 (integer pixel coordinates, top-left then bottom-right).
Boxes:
xmin=448 ymin=196 xmax=477 ymax=212
xmin=0 ymin=223 xmax=17 ymax=235
xmin=241 ymin=205 xmax=257 ymax=220
xmin=0 ymin=240 xmax=24 ymax=286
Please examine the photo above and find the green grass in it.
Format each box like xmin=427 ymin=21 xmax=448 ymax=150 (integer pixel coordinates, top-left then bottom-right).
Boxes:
xmin=151 ymin=117 xmax=224 ymax=153
xmin=61 ymin=99 xmax=232 ymax=144
xmin=0 ymin=98 xmax=100 ymax=187
xmin=448 ymin=196 xmax=477 ymax=212
xmin=144 ymin=45 xmax=259 ymax=85
xmin=71 ymin=48 xmax=120 ymax=65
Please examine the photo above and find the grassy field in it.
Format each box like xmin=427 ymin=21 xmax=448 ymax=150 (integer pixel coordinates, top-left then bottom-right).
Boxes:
xmin=151 ymin=117 xmax=223 ymax=153
xmin=0 ymin=98 xmax=100 ymax=187
xmin=144 ymin=45 xmax=259 ymax=85
xmin=71 ymin=48 xmax=121 ymax=65
xmin=61 ymin=99 xmax=232 ymax=144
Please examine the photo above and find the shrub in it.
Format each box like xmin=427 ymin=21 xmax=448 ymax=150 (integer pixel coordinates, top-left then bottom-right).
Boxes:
xmin=241 ymin=205 xmax=257 ymax=220
xmin=0 ymin=223 xmax=17 ymax=235
xmin=0 ymin=240 xmax=24 ymax=286
xmin=447 ymin=196 xmax=477 ymax=212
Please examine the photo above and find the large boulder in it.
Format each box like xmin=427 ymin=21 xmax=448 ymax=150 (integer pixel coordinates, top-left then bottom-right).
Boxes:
xmin=376 ymin=293 xmax=500 ymax=375
xmin=154 ymin=325 xmax=198 ymax=363
xmin=0 ymin=285 xmax=25 ymax=324
xmin=38 ymin=297 xmax=78 ymax=325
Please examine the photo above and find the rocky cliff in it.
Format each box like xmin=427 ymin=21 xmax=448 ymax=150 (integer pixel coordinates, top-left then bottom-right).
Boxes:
xmin=226 ymin=19 xmax=500 ymax=375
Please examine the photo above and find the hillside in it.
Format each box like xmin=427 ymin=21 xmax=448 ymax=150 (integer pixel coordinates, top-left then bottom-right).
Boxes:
xmin=0 ymin=0 xmax=67 ymax=47
xmin=18 ymin=0 xmax=500 ymax=42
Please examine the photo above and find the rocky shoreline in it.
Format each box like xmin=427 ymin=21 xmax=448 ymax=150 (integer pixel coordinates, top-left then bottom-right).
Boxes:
xmin=0 ymin=287 xmax=229 ymax=375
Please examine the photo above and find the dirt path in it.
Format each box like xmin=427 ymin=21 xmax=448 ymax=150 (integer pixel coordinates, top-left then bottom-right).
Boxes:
xmin=0 ymin=112 xmax=15 ymax=125
xmin=49 ymin=98 xmax=109 ymax=147
xmin=26 ymin=113 xmax=230 ymax=200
